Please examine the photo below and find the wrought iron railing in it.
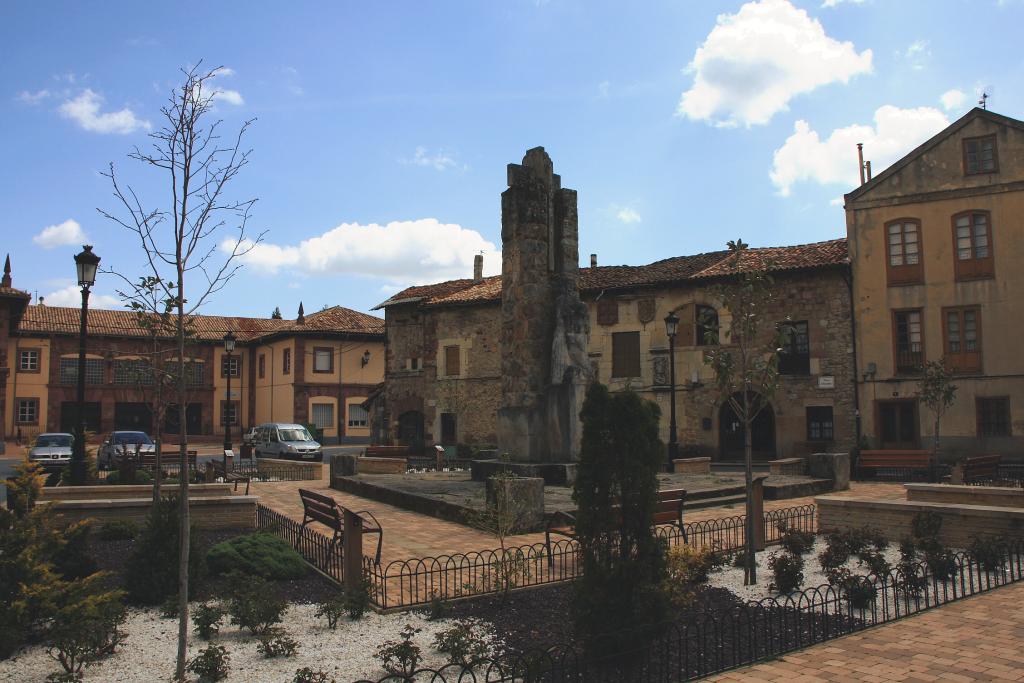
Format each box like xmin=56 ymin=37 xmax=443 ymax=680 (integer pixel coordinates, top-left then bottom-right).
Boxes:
xmin=351 ymin=539 xmax=1024 ymax=682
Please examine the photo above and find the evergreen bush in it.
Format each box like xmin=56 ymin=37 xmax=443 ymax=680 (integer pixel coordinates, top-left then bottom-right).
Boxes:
xmin=97 ymin=519 xmax=139 ymax=542
xmin=206 ymin=532 xmax=307 ymax=580
xmin=124 ymin=496 xmax=203 ymax=605
xmin=226 ymin=573 xmax=287 ymax=635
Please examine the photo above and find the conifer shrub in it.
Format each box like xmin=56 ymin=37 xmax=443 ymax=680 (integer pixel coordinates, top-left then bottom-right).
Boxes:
xmin=97 ymin=519 xmax=139 ymax=541
xmin=124 ymin=496 xmax=203 ymax=605
xmin=572 ymin=384 xmax=668 ymax=659
xmin=206 ymin=532 xmax=307 ymax=580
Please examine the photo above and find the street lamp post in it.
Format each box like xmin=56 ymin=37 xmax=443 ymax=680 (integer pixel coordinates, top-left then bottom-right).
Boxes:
xmin=71 ymin=245 xmax=100 ymax=485
xmin=664 ymin=311 xmax=680 ymax=470
xmin=222 ymin=331 xmax=236 ymax=474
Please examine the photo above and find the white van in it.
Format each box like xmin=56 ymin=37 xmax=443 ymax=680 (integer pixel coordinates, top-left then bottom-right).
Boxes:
xmin=252 ymin=423 xmax=323 ymax=461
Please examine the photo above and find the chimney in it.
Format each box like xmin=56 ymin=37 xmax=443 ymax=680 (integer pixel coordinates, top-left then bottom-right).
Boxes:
xmin=590 ymin=253 xmax=597 ymax=268
xmin=2 ymin=254 xmax=11 ymax=288
xmin=857 ymin=143 xmax=865 ymax=186
xmin=297 ymin=301 xmax=305 ymax=325
xmin=473 ymin=254 xmax=483 ymax=282
xmin=865 ymin=160 xmax=872 ymax=182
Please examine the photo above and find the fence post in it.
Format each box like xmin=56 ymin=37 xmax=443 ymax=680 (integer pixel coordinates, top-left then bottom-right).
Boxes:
xmin=752 ymin=475 xmax=767 ymax=551
xmin=343 ymin=508 xmax=364 ymax=591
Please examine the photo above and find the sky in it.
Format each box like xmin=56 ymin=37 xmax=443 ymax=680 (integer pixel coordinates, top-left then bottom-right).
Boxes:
xmin=3 ymin=0 xmax=1023 ymax=319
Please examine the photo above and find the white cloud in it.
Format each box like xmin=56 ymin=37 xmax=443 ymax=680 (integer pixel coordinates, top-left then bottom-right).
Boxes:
xmin=58 ymin=89 xmax=150 ymax=134
xmin=616 ymin=207 xmax=642 ymax=224
xmin=898 ymin=40 xmax=930 ymax=70
xmin=33 ymin=219 xmax=87 ymax=249
xmin=44 ymin=285 xmax=122 ymax=308
xmin=676 ymin=0 xmax=872 ymax=127
xmin=821 ymin=0 xmax=866 ymax=7
xmin=770 ymin=104 xmax=949 ymax=195
xmin=403 ymin=147 xmax=462 ymax=171
xmin=229 ymin=218 xmax=501 ymax=284
xmin=211 ymin=89 xmax=244 ymax=106
xmin=16 ymin=89 xmax=50 ymax=104
xmin=597 ymin=81 xmax=610 ymax=99
xmin=214 ymin=67 xmax=236 ymax=77
xmin=940 ymin=88 xmax=967 ymax=112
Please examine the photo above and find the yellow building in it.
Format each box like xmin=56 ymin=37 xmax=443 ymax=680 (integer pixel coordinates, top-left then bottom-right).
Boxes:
xmin=0 ymin=265 xmax=385 ymax=446
xmin=846 ymin=107 xmax=1024 ymax=458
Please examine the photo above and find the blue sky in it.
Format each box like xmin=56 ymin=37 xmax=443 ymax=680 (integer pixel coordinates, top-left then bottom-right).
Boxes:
xmin=3 ymin=0 xmax=1022 ymax=318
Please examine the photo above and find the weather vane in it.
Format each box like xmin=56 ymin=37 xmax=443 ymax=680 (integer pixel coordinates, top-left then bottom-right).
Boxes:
xmin=979 ymin=92 xmax=989 ymax=110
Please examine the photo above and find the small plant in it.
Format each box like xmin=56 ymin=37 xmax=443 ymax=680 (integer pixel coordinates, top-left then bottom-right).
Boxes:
xmin=45 ymin=672 xmax=82 ymax=683
xmin=664 ymin=543 xmax=727 ymax=607
xmin=432 ymin=620 xmax=492 ymax=667
xmin=186 ymin=644 xmax=230 ymax=682
xmin=227 ymin=573 xmax=287 ymax=635
xmin=376 ymin=624 xmax=423 ymax=678
xmin=46 ymin=578 xmax=127 ymax=676
xmin=159 ymin=594 xmax=179 ymax=619
xmin=293 ymin=668 xmax=336 ymax=683
xmin=767 ymin=551 xmax=804 ymax=594
xmin=828 ymin=567 xmax=878 ymax=609
xmin=911 ymin=511 xmax=943 ymax=542
xmin=426 ymin=592 xmax=448 ymax=621
xmin=192 ymin=602 xmax=226 ymax=640
xmin=969 ymin=535 xmax=1007 ymax=572
xmin=777 ymin=523 xmax=815 ymax=556
xmin=344 ymin=570 xmax=373 ymax=620
xmin=315 ymin=593 xmax=346 ymax=629
xmin=856 ymin=547 xmax=892 ymax=577
xmin=257 ymin=630 xmax=299 ymax=658
xmin=97 ymin=519 xmax=138 ymax=541
xmin=924 ymin=547 xmax=958 ymax=580
xmin=897 ymin=538 xmax=929 ymax=595
xmin=206 ymin=532 xmax=307 ymax=580
xmin=731 ymin=550 xmax=758 ymax=569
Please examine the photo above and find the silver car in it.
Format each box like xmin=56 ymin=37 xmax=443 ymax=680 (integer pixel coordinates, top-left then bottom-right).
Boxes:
xmin=29 ymin=433 xmax=74 ymax=472
xmin=98 ymin=431 xmax=157 ymax=469
xmin=252 ymin=423 xmax=322 ymax=461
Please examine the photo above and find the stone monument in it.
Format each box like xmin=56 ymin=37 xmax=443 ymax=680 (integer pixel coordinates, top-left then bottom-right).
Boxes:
xmin=472 ymin=147 xmax=592 ymax=486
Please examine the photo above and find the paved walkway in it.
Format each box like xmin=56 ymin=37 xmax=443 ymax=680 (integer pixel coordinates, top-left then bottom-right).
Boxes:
xmin=715 ymin=581 xmax=1024 ymax=681
xmin=252 ymin=472 xmax=903 ymax=564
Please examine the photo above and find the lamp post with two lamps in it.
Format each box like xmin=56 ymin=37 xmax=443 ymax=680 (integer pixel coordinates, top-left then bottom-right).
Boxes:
xmin=71 ymin=245 xmax=100 ymax=485
xmin=664 ymin=311 xmax=680 ymax=470
xmin=222 ymin=331 xmax=237 ymax=474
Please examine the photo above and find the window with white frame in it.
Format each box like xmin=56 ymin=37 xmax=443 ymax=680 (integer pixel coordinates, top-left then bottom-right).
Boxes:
xmin=313 ymin=348 xmax=333 ymax=373
xmin=18 ymin=349 xmax=39 ymax=372
xmin=311 ymin=403 xmax=334 ymax=430
xmin=17 ymin=398 xmax=39 ymax=424
xmin=347 ymin=404 xmax=369 ymax=428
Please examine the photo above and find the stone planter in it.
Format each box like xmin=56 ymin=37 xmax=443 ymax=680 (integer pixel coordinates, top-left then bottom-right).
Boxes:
xmin=484 ymin=475 xmax=545 ymax=533
xmin=673 ymin=457 xmax=711 ymax=475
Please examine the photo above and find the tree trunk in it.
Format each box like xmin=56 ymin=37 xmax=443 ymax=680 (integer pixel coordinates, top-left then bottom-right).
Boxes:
xmin=743 ymin=391 xmax=757 ymax=585
xmin=175 ymin=283 xmax=190 ymax=681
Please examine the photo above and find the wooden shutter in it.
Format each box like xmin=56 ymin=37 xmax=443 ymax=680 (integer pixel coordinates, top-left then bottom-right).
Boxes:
xmin=612 ymin=332 xmax=641 ymax=378
xmin=676 ymin=303 xmax=695 ymax=347
xmin=445 ymin=345 xmax=461 ymax=376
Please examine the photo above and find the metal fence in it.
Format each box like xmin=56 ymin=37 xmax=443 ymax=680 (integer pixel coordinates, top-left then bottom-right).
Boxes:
xmin=233 ymin=459 xmax=322 ymax=481
xmin=352 ymin=539 xmax=1024 ymax=682
xmin=256 ymin=502 xmax=816 ymax=610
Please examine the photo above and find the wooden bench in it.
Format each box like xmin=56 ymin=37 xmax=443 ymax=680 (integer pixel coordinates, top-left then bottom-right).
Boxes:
xmin=858 ymin=450 xmax=933 ymax=480
xmin=962 ymin=454 xmax=1002 ymax=483
xmin=364 ymin=446 xmax=409 ymax=459
xmin=297 ymin=488 xmax=383 ymax=565
xmin=210 ymin=452 xmax=251 ymax=494
xmin=544 ymin=488 xmax=688 ymax=566
xmin=120 ymin=451 xmax=198 ymax=469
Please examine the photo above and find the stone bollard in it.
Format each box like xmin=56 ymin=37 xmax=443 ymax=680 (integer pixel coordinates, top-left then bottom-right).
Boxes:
xmin=485 ymin=475 xmax=545 ymax=533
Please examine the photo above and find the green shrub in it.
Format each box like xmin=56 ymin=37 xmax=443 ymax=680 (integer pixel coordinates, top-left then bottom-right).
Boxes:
xmin=426 ymin=592 xmax=448 ymax=621
xmin=124 ymin=496 xmax=203 ymax=605
xmin=257 ymin=631 xmax=299 ymax=658
xmin=314 ymin=593 xmax=346 ymax=629
xmin=827 ymin=567 xmax=878 ymax=609
xmin=159 ymin=594 xmax=179 ymax=619
xmin=777 ymin=523 xmax=815 ymax=556
xmin=344 ymin=571 xmax=372 ymax=619
xmin=856 ymin=548 xmax=892 ymax=577
xmin=97 ymin=519 xmax=138 ymax=541
xmin=912 ymin=511 xmax=943 ymax=541
xmin=52 ymin=521 xmax=98 ymax=581
xmin=6 ymin=459 xmax=46 ymax=518
xmin=193 ymin=602 xmax=226 ymax=640
xmin=376 ymin=624 xmax=422 ymax=678
xmin=206 ymin=532 xmax=307 ymax=580
xmin=226 ymin=573 xmax=287 ymax=635
xmin=432 ymin=620 xmax=491 ymax=667
xmin=104 ymin=469 xmax=153 ymax=485
xmin=767 ymin=551 xmax=804 ymax=594
xmin=186 ymin=644 xmax=230 ymax=682
xmin=45 ymin=672 xmax=82 ymax=683
xmin=45 ymin=575 xmax=127 ymax=676
xmin=293 ymin=668 xmax=336 ymax=683
xmin=969 ymin=536 xmax=1006 ymax=571
xmin=664 ymin=544 xmax=726 ymax=607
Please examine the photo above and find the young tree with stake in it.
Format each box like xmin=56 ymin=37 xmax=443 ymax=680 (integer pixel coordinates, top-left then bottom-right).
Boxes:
xmin=99 ymin=63 xmax=263 ymax=681
xmin=703 ymin=240 xmax=790 ymax=585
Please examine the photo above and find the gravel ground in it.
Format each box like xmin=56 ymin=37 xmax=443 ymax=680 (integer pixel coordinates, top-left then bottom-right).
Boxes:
xmin=709 ymin=537 xmax=904 ymax=603
xmin=0 ymin=604 xmax=500 ymax=683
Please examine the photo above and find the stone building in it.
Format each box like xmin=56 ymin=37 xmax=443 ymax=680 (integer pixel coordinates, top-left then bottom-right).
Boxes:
xmin=376 ymin=238 xmax=856 ymax=462
xmin=0 ymin=261 xmax=385 ymax=445
xmin=846 ymin=107 xmax=1024 ymax=459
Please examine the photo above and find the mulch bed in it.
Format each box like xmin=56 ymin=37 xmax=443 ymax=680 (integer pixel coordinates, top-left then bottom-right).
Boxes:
xmin=443 ymin=582 xmax=865 ymax=680
xmin=88 ymin=527 xmax=339 ymax=604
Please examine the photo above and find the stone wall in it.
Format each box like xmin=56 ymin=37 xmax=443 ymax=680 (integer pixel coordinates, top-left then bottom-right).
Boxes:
xmin=41 ymin=482 xmax=234 ymax=501
xmin=904 ymin=483 xmax=1024 ymax=508
xmin=42 ymin=494 xmax=257 ymax=530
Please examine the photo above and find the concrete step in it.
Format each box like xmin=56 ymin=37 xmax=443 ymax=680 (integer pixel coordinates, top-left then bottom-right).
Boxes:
xmin=687 ymin=485 xmax=746 ymax=501
xmin=685 ymin=493 xmax=747 ymax=511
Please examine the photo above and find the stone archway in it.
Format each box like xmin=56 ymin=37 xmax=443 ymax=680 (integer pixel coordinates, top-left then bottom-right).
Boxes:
xmin=718 ymin=393 xmax=776 ymax=461
xmin=397 ymin=410 xmax=425 ymax=454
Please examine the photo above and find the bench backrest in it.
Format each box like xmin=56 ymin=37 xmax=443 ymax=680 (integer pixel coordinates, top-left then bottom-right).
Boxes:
xmin=131 ymin=451 xmax=197 ymax=466
xmin=299 ymin=488 xmax=342 ymax=530
xmin=860 ymin=450 xmax=932 ymax=468
xmin=963 ymin=454 xmax=1001 ymax=476
xmin=365 ymin=446 xmax=408 ymax=459
xmin=653 ymin=489 xmax=686 ymax=525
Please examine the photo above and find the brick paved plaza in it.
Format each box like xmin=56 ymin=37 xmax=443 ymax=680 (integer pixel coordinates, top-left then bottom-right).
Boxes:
xmin=718 ymin=581 xmax=1024 ymax=682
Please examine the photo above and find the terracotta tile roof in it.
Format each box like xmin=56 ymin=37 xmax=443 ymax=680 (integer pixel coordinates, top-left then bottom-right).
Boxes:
xmin=0 ymin=286 xmax=31 ymax=299
xmin=377 ymin=238 xmax=847 ymax=308
xmin=17 ymin=304 xmax=383 ymax=342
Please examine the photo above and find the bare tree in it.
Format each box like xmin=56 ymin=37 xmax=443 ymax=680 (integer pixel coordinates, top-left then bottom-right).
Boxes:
xmin=99 ymin=63 xmax=263 ymax=681
xmin=703 ymin=240 xmax=789 ymax=585
xmin=918 ymin=359 xmax=958 ymax=460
